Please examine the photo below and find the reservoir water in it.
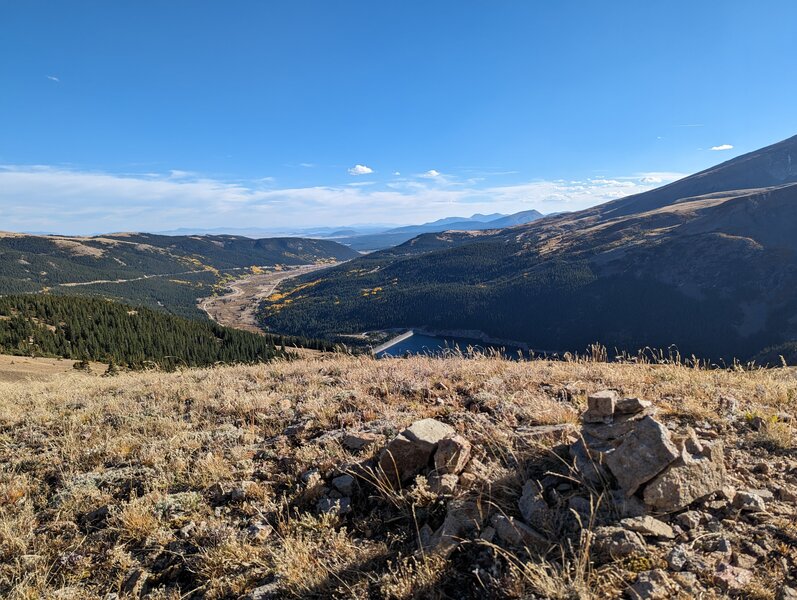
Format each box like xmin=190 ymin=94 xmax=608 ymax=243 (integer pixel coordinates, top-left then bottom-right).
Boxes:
xmin=373 ymin=331 xmax=526 ymax=359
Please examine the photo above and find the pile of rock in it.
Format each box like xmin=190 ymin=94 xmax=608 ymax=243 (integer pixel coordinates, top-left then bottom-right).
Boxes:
xmin=574 ymin=390 xmax=727 ymax=512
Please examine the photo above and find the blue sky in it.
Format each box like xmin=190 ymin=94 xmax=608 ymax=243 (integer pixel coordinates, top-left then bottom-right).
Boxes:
xmin=2 ymin=1 xmax=797 ymax=234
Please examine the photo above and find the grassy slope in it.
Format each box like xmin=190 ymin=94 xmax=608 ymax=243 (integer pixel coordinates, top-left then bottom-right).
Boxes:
xmin=1 ymin=355 xmax=795 ymax=598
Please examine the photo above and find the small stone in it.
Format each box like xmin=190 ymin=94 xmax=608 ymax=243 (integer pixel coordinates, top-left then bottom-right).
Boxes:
xmin=732 ymin=491 xmax=766 ymax=512
xmin=780 ymin=586 xmax=797 ymax=600
xmin=316 ymin=496 xmax=351 ymax=516
xmin=621 ymin=516 xmax=675 ymax=539
xmin=616 ymin=397 xmax=652 ymax=415
xmin=479 ymin=525 xmax=496 ymax=542
xmin=716 ymin=538 xmax=732 ymax=554
xmin=433 ymin=435 xmax=471 ymax=475
xmin=492 ymin=515 xmax=548 ymax=550
xmin=667 ymin=545 xmax=691 ymax=571
xmin=592 ymin=526 xmax=647 ymax=561
xmin=627 ymin=569 xmax=678 ymax=600
xmin=778 ymin=486 xmax=797 ymax=503
xmin=331 ymin=474 xmax=356 ymax=496
xmin=342 ymin=431 xmax=382 ymax=452
xmin=583 ymin=390 xmax=618 ymax=423
xmin=519 ymin=480 xmax=551 ymax=526
xmin=378 ymin=419 xmax=455 ymax=487
xmin=733 ymin=553 xmax=758 ymax=569
xmin=713 ymin=563 xmax=753 ymax=591
xmin=675 ymin=511 xmax=703 ymax=530
xmin=428 ymin=473 xmax=459 ymax=496
xmin=428 ymin=499 xmax=485 ymax=556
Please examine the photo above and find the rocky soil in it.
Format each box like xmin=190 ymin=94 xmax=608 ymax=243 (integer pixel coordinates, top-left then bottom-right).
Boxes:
xmin=1 ymin=356 xmax=795 ymax=599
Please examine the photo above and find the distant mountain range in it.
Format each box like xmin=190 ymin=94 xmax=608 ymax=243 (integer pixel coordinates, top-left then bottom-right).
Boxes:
xmin=155 ymin=210 xmax=548 ymax=252
xmin=330 ymin=209 xmax=546 ymax=250
xmin=261 ymin=134 xmax=797 ymax=362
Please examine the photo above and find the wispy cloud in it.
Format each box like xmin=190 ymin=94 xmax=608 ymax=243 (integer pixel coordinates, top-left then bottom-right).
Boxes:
xmin=46 ymin=75 xmax=60 ymax=83
xmin=348 ymin=164 xmax=373 ymax=175
xmin=0 ymin=165 xmax=683 ymax=234
xmin=710 ymin=144 xmax=734 ymax=151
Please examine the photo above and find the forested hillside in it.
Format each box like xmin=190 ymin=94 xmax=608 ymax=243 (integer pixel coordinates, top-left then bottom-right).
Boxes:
xmin=0 ymin=295 xmax=331 ymax=369
xmin=0 ymin=232 xmax=358 ymax=318
xmin=261 ymin=135 xmax=797 ymax=362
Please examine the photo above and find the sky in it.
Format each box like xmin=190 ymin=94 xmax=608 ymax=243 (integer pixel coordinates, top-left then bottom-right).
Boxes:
xmin=2 ymin=1 xmax=797 ymax=235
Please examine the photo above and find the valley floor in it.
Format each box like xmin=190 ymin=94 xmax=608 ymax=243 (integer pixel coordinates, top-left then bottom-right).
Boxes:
xmin=198 ymin=263 xmax=338 ymax=336
xmin=1 ymin=356 xmax=796 ymax=598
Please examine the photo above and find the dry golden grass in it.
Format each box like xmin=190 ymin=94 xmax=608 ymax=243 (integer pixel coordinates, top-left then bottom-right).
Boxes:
xmin=0 ymin=354 xmax=794 ymax=598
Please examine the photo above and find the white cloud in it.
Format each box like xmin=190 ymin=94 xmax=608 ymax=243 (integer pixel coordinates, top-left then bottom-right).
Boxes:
xmin=348 ymin=164 xmax=373 ymax=175
xmin=46 ymin=75 xmax=60 ymax=82
xmin=711 ymin=144 xmax=734 ymax=151
xmin=420 ymin=169 xmax=441 ymax=178
xmin=0 ymin=165 xmax=683 ymax=234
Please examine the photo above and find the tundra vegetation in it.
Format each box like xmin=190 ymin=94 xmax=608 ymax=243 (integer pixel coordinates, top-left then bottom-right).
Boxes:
xmin=1 ymin=353 xmax=795 ymax=599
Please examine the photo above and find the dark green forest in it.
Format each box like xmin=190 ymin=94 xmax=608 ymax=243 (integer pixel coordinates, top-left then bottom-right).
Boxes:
xmin=0 ymin=294 xmax=333 ymax=369
xmin=0 ymin=233 xmax=357 ymax=317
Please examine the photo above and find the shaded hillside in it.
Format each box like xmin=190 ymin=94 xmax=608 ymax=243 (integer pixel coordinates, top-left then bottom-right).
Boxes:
xmin=261 ymin=136 xmax=797 ymax=361
xmin=0 ymin=294 xmax=334 ymax=369
xmin=0 ymin=232 xmax=357 ymax=318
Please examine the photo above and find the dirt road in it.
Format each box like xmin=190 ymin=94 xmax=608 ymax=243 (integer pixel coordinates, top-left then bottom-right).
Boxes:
xmin=198 ymin=263 xmax=336 ymax=336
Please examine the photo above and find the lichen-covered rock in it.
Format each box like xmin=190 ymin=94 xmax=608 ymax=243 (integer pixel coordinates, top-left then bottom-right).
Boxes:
xmin=605 ymin=416 xmax=680 ymax=495
xmin=433 ymin=434 xmax=471 ymax=475
xmin=378 ymin=419 xmax=455 ymax=487
xmin=592 ymin=526 xmax=647 ymax=561
xmin=643 ymin=440 xmax=726 ymax=512
xmin=583 ymin=390 xmax=619 ymax=423
xmin=621 ymin=516 xmax=675 ymax=539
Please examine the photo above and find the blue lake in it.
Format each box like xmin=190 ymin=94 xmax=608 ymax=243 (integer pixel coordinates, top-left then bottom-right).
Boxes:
xmin=374 ymin=332 xmax=527 ymax=359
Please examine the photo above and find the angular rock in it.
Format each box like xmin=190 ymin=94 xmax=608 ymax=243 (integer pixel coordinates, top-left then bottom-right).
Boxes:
xmin=583 ymin=390 xmax=618 ymax=423
xmin=378 ymin=419 xmax=455 ymax=487
xmin=643 ymin=440 xmax=726 ymax=512
xmin=342 ymin=431 xmax=382 ymax=452
xmin=621 ymin=516 xmax=675 ymax=539
xmin=428 ymin=499 xmax=485 ymax=556
xmin=616 ymin=397 xmax=652 ymax=415
xmin=316 ymin=496 xmax=351 ymax=516
xmin=433 ymin=435 xmax=471 ymax=475
xmin=491 ymin=515 xmax=548 ymax=550
xmin=592 ymin=526 xmax=647 ymax=561
xmin=713 ymin=563 xmax=753 ymax=591
xmin=428 ymin=473 xmax=459 ymax=496
xmin=519 ymin=480 xmax=551 ymax=526
xmin=331 ymin=474 xmax=356 ymax=496
xmin=605 ymin=416 xmax=680 ymax=495
xmin=675 ymin=511 xmax=703 ymax=530
xmin=667 ymin=544 xmax=691 ymax=571
xmin=628 ymin=569 xmax=679 ymax=600
xmin=732 ymin=490 xmax=766 ymax=512
xmin=570 ymin=437 xmax=612 ymax=485
xmin=583 ymin=410 xmax=655 ymax=442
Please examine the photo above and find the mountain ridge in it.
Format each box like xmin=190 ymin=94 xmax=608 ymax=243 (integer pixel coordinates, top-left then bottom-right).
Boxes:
xmin=260 ymin=134 xmax=797 ymax=361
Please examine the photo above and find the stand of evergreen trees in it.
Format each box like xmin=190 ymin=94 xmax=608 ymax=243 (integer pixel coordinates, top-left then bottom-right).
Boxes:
xmin=0 ymin=295 xmax=334 ymax=369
